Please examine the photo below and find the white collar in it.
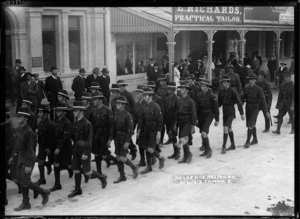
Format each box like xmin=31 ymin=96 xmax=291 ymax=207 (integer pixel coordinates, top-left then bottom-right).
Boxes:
xmin=52 ymin=75 xmax=57 ymax=79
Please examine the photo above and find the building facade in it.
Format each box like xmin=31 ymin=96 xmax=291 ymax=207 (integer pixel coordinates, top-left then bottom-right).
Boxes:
xmin=5 ymin=6 xmax=294 ymax=95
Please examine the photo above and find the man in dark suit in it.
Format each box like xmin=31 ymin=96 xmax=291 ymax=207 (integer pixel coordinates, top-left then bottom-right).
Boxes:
xmin=99 ymin=68 xmax=110 ymax=106
xmin=147 ymin=58 xmax=155 ymax=81
xmin=20 ymin=72 xmax=38 ymax=113
xmin=16 ymin=66 xmax=28 ymax=111
xmin=10 ymin=59 xmax=22 ymax=107
xmin=267 ymin=56 xmax=277 ymax=82
xmin=277 ymin=62 xmax=288 ymax=86
xmin=33 ymin=73 xmax=45 ymax=112
xmin=235 ymin=59 xmax=247 ymax=89
xmin=162 ymin=58 xmax=169 ymax=75
xmin=86 ymin=67 xmax=100 ymax=92
xmin=72 ymin=68 xmax=86 ymax=101
xmin=44 ymin=67 xmax=63 ymax=121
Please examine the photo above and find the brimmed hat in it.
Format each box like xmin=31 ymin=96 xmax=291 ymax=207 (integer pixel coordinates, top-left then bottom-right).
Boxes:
xmin=220 ymin=75 xmax=231 ymax=82
xmin=24 ymin=72 xmax=33 ymax=77
xmin=178 ymin=81 xmax=190 ymax=89
xmin=50 ymin=67 xmax=58 ymax=72
xmin=22 ymin=98 xmax=33 ymax=105
xmin=167 ymin=81 xmax=177 ymax=89
xmin=38 ymin=104 xmax=50 ymax=113
xmin=283 ymin=71 xmax=292 ymax=77
xmin=33 ymin=73 xmax=39 ymax=77
xmin=15 ymin=59 xmax=22 ymax=64
xmin=136 ymin=85 xmax=146 ymax=92
xmin=55 ymin=103 xmax=69 ymax=111
xmin=111 ymin=84 xmax=120 ymax=92
xmin=257 ymin=70 xmax=267 ymax=78
xmin=117 ymin=80 xmax=128 ymax=86
xmin=101 ymin=68 xmax=109 ymax=74
xmin=147 ymin=81 xmax=156 ymax=88
xmin=58 ymin=89 xmax=69 ymax=99
xmin=72 ymin=101 xmax=86 ymax=111
xmin=116 ymin=96 xmax=128 ymax=104
xmin=187 ymin=74 xmax=195 ymax=80
xmin=143 ymin=87 xmax=154 ymax=95
xmin=79 ymin=68 xmax=86 ymax=73
xmin=16 ymin=108 xmax=31 ymax=117
xmin=92 ymin=91 xmax=104 ymax=99
xmin=18 ymin=66 xmax=26 ymax=72
xmin=80 ymin=91 xmax=92 ymax=100
xmin=89 ymin=82 xmax=101 ymax=90
xmin=157 ymin=75 xmax=167 ymax=81
xmin=199 ymin=79 xmax=212 ymax=87
xmin=153 ymin=63 xmax=159 ymax=67
xmin=247 ymin=73 xmax=257 ymax=80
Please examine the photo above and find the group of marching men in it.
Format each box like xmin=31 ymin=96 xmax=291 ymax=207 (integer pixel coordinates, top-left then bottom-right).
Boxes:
xmin=4 ymin=65 xmax=294 ymax=211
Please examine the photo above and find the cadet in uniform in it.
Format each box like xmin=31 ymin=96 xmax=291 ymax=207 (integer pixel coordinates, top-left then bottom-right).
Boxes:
xmin=110 ymin=96 xmax=138 ymax=183
xmin=117 ymin=80 xmax=137 ymax=160
xmin=242 ymin=73 xmax=270 ymax=148
xmin=21 ymin=98 xmax=37 ymax=132
xmin=256 ymin=70 xmax=272 ymax=133
xmin=91 ymin=91 xmax=113 ymax=176
xmin=88 ymin=81 xmax=109 ymax=106
xmin=273 ymin=71 xmax=294 ymax=135
xmin=164 ymin=82 xmax=180 ymax=160
xmin=218 ymin=75 xmax=245 ymax=154
xmin=195 ymin=79 xmax=219 ymax=158
xmin=226 ymin=65 xmax=243 ymax=97
xmin=49 ymin=103 xmax=73 ymax=192
xmin=81 ymin=91 xmax=94 ymax=122
xmin=9 ymin=108 xmax=50 ymax=211
xmin=137 ymin=87 xmax=165 ymax=174
xmin=57 ymin=89 xmax=74 ymax=123
xmin=35 ymin=104 xmax=54 ymax=187
xmin=175 ymin=82 xmax=197 ymax=163
xmin=68 ymin=101 xmax=108 ymax=198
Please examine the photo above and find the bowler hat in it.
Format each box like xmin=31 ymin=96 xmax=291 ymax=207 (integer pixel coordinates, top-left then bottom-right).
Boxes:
xmin=136 ymin=85 xmax=146 ymax=92
xmin=24 ymin=72 xmax=33 ymax=77
xmin=38 ymin=104 xmax=50 ymax=113
xmin=117 ymin=80 xmax=128 ymax=86
xmin=89 ymin=82 xmax=101 ymax=90
xmin=220 ymin=75 xmax=231 ymax=82
xmin=72 ymin=101 xmax=86 ymax=111
xmin=16 ymin=108 xmax=31 ymax=117
xmin=247 ymin=73 xmax=257 ymax=80
xmin=15 ymin=59 xmax=22 ymax=64
xmin=101 ymin=68 xmax=109 ymax=74
xmin=147 ymin=81 xmax=156 ymax=88
xmin=50 ymin=67 xmax=58 ymax=72
xmin=116 ymin=96 xmax=128 ymax=104
xmin=167 ymin=81 xmax=177 ymax=89
xmin=153 ymin=63 xmax=159 ymax=67
xmin=58 ymin=89 xmax=69 ymax=99
xmin=143 ymin=87 xmax=154 ymax=95
xmin=79 ymin=68 xmax=86 ymax=73
xmin=178 ymin=81 xmax=190 ymax=89
xmin=22 ymin=98 xmax=33 ymax=105
xmin=199 ymin=79 xmax=212 ymax=87
xmin=80 ymin=91 xmax=92 ymax=100
xmin=92 ymin=91 xmax=104 ymax=99
xmin=55 ymin=103 xmax=69 ymax=111
xmin=111 ymin=84 xmax=120 ymax=92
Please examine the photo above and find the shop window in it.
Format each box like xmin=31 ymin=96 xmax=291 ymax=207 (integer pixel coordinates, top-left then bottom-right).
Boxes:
xmin=42 ymin=16 xmax=56 ymax=72
xmin=69 ymin=16 xmax=81 ymax=69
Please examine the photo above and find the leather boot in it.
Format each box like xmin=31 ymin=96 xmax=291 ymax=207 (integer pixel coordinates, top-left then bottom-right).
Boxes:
xmin=164 ymin=134 xmax=172 ymax=145
xmin=35 ymin=165 xmax=46 ymax=185
xmin=168 ymin=144 xmax=176 ymax=159
xmin=141 ymin=152 xmax=152 ymax=174
xmin=45 ymin=161 xmax=52 ymax=175
xmin=185 ymin=145 xmax=193 ymax=163
xmin=28 ymin=182 xmax=51 ymax=205
xmin=272 ymin=117 xmax=283 ymax=135
xmin=152 ymin=151 xmax=165 ymax=169
xmin=125 ymin=159 xmax=138 ymax=179
xmin=67 ymin=168 xmax=73 ymax=178
xmin=81 ymin=169 xmax=89 ymax=183
xmin=129 ymin=140 xmax=137 ymax=161
xmin=152 ymin=156 xmax=157 ymax=165
xmin=68 ymin=174 xmax=82 ymax=198
xmin=204 ymin=138 xmax=212 ymax=158
xmin=90 ymin=170 xmax=107 ymax=188
xmin=178 ymin=145 xmax=187 ymax=163
xmin=95 ymin=156 xmax=103 ymax=175
xmin=50 ymin=167 xmax=62 ymax=192
xmin=138 ymin=146 xmax=146 ymax=167
xmin=14 ymin=187 xmax=31 ymax=211
xmin=244 ymin=129 xmax=252 ymax=148
xmin=114 ymin=162 xmax=126 ymax=183
xmin=250 ymin=127 xmax=258 ymax=145
xmin=174 ymin=146 xmax=180 ymax=160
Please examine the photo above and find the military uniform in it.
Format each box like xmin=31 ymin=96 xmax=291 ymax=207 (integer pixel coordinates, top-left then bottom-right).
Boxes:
xmin=84 ymin=105 xmax=94 ymax=122
xmin=228 ymin=72 xmax=243 ymax=95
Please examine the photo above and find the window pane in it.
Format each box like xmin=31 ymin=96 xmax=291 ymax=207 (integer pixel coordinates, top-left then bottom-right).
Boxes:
xmin=42 ymin=16 xmax=55 ymax=30
xmin=69 ymin=30 xmax=81 ymax=69
xmin=135 ymin=42 xmax=150 ymax=73
xmin=43 ymin=31 xmax=56 ymax=72
xmin=69 ymin=16 xmax=79 ymax=30
xmin=116 ymin=42 xmax=133 ymax=76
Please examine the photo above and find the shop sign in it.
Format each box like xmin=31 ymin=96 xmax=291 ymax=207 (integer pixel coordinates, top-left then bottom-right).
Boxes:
xmin=173 ymin=7 xmax=243 ymax=24
xmin=32 ymin=57 xmax=43 ymax=68
xmin=279 ymin=7 xmax=294 ymax=25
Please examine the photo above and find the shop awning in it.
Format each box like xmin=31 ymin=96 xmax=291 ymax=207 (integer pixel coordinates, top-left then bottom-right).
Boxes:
xmin=110 ymin=7 xmax=172 ymax=33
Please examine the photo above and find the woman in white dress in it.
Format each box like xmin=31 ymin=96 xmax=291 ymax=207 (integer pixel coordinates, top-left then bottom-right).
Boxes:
xmin=173 ymin=62 xmax=180 ymax=87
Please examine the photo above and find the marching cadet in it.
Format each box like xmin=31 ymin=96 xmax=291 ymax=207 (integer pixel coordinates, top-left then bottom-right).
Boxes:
xmin=242 ymin=73 xmax=270 ymax=148
xmin=9 ymin=108 xmax=50 ymax=211
xmin=137 ymin=87 xmax=165 ymax=174
xmin=256 ymin=70 xmax=272 ymax=133
xmin=68 ymin=101 xmax=108 ymax=198
xmin=134 ymin=85 xmax=147 ymax=167
xmin=49 ymin=103 xmax=73 ymax=192
xmin=81 ymin=91 xmax=94 ymax=122
xmin=195 ymin=79 xmax=219 ymax=158
xmin=57 ymin=89 xmax=74 ymax=123
xmin=110 ymin=96 xmax=138 ymax=183
xmin=117 ymin=80 xmax=137 ymax=160
xmin=35 ymin=104 xmax=54 ymax=187
xmin=226 ymin=65 xmax=243 ymax=96
xmin=88 ymin=81 xmax=109 ymax=106
xmin=218 ymin=75 xmax=245 ymax=154
xmin=175 ymin=82 xmax=197 ymax=163
xmin=91 ymin=91 xmax=113 ymax=177
xmin=272 ymin=71 xmax=294 ymax=135
xmin=164 ymin=82 xmax=180 ymax=160
xmin=21 ymin=98 xmax=37 ymax=132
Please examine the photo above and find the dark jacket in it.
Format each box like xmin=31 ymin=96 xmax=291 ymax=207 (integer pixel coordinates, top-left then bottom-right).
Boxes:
xmin=120 ymin=90 xmax=136 ymax=116
xmin=138 ymin=100 xmax=163 ymax=132
xmin=218 ymin=86 xmax=244 ymax=117
xmin=99 ymin=75 xmax=110 ymax=101
xmin=242 ymin=84 xmax=268 ymax=114
xmin=44 ymin=75 xmax=63 ymax=107
xmin=38 ymin=117 xmax=54 ymax=151
xmin=276 ymin=81 xmax=294 ymax=110
xmin=85 ymin=74 xmax=100 ymax=92
xmin=35 ymin=79 xmax=45 ymax=103
xmin=20 ymin=80 xmax=38 ymax=106
xmin=91 ymin=105 xmax=113 ymax=139
xmin=195 ymin=90 xmax=219 ymax=122
xmin=177 ymin=95 xmax=197 ymax=125
xmin=112 ymin=108 xmax=134 ymax=143
xmin=256 ymin=80 xmax=272 ymax=110
xmin=72 ymin=75 xmax=86 ymax=100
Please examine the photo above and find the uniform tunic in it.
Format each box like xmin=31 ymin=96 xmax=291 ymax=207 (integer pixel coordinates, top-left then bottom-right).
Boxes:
xmin=71 ymin=117 xmax=93 ymax=173
xmin=218 ymin=87 xmax=244 ymax=127
xmin=5 ymin=122 xmax=15 ymax=176
xmin=256 ymin=80 xmax=272 ymax=110
xmin=53 ymin=116 xmax=73 ymax=167
xmin=228 ymin=72 xmax=243 ymax=95
xmin=177 ymin=95 xmax=197 ymax=138
xmin=195 ymin=90 xmax=219 ymax=133
xmin=10 ymin=124 xmax=37 ymax=187
xmin=276 ymin=81 xmax=294 ymax=118
xmin=37 ymin=117 xmax=54 ymax=161
xmin=120 ymin=90 xmax=136 ymax=117
xmin=112 ymin=109 xmax=134 ymax=157
xmin=84 ymin=105 xmax=94 ymax=122
xmin=138 ymin=100 xmax=163 ymax=149
xmin=242 ymin=84 xmax=268 ymax=127
xmin=135 ymin=99 xmax=146 ymax=145
xmin=91 ymin=105 xmax=113 ymax=156
xmin=156 ymin=84 xmax=168 ymax=99
xmin=163 ymin=93 xmax=179 ymax=137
